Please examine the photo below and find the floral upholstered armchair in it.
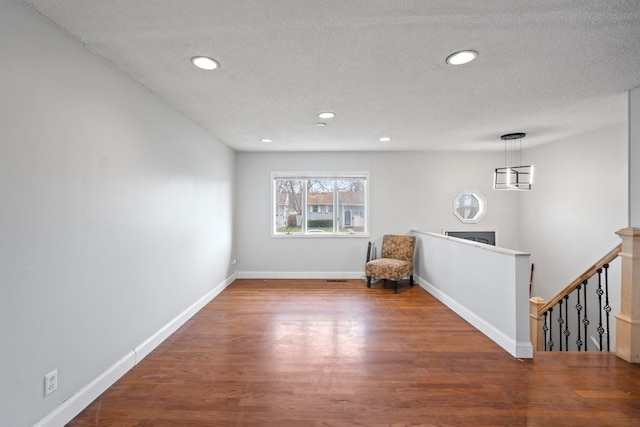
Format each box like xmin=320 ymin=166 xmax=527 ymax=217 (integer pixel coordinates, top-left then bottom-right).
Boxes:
xmin=366 ymin=234 xmax=416 ymax=294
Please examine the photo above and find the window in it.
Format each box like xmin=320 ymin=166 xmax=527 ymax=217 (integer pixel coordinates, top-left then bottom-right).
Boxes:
xmin=453 ymin=191 xmax=486 ymax=224
xmin=273 ymin=172 xmax=368 ymax=236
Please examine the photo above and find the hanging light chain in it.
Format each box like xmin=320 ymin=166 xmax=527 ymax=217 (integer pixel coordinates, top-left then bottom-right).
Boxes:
xmin=500 ymin=132 xmax=526 ymax=168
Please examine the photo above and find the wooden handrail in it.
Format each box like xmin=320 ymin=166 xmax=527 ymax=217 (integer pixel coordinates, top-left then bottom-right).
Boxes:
xmin=537 ymin=243 xmax=622 ymax=315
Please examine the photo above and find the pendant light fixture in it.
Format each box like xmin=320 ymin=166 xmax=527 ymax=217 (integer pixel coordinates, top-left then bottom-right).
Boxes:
xmin=493 ymin=132 xmax=533 ymax=191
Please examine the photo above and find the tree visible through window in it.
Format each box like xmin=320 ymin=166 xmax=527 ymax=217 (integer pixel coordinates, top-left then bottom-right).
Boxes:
xmin=273 ymin=173 xmax=368 ymax=236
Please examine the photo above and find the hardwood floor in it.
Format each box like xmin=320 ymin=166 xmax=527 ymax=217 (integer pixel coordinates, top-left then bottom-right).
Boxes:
xmin=68 ymin=279 xmax=640 ymax=426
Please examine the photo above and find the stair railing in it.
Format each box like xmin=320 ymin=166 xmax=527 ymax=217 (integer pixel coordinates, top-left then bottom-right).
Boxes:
xmin=530 ymin=227 xmax=640 ymax=362
xmin=530 ymin=245 xmax=621 ymax=353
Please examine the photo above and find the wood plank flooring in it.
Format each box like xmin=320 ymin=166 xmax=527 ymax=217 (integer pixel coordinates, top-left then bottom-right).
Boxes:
xmin=68 ymin=279 xmax=640 ymax=426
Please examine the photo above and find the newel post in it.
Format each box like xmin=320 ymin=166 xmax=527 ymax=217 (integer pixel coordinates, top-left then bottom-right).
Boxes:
xmin=530 ymin=297 xmax=546 ymax=351
xmin=615 ymin=227 xmax=640 ymax=363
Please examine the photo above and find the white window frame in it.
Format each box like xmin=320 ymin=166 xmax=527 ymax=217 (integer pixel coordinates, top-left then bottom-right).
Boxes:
xmin=271 ymin=172 xmax=369 ymax=238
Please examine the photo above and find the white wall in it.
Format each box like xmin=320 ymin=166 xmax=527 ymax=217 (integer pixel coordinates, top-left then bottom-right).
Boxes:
xmin=519 ymin=122 xmax=628 ymax=302
xmin=236 ymin=151 xmax=520 ymax=277
xmin=0 ymin=2 xmax=235 ymax=426
xmin=413 ymin=231 xmax=532 ymax=358
xmin=630 ymin=87 xmax=640 ymax=227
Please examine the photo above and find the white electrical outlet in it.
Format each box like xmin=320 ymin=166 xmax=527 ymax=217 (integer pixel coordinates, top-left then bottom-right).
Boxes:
xmin=44 ymin=370 xmax=57 ymax=396
xmin=231 ymin=259 xmax=237 ymax=265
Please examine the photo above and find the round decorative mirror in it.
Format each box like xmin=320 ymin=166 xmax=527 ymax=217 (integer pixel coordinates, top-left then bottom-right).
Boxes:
xmin=453 ymin=191 xmax=486 ymax=223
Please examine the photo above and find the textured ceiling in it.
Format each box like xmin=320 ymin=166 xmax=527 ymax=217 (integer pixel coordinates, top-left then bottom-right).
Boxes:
xmin=22 ymin=0 xmax=640 ymax=152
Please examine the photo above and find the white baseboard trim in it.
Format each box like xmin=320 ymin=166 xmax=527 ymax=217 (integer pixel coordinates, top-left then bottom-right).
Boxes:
xmin=34 ymin=273 xmax=237 ymax=427
xmin=417 ymin=276 xmax=533 ymax=359
xmin=134 ymin=272 xmax=236 ymax=362
xmin=33 ymin=351 xmax=136 ymax=427
xmin=237 ymin=271 xmax=364 ymax=279
xmin=515 ymin=341 xmax=534 ymax=359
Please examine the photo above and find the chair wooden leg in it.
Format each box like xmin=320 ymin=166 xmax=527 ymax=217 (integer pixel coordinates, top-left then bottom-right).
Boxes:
xmin=393 ymin=281 xmax=398 ymax=294
xmin=366 ymin=276 xmax=371 ymax=288
xmin=410 ymin=275 xmax=414 ymax=287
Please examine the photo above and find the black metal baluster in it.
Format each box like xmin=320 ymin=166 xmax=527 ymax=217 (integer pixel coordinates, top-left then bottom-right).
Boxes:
xmin=548 ymin=307 xmax=554 ymax=351
xmin=557 ymin=299 xmax=564 ymax=351
xmin=596 ymin=268 xmax=604 ymax=351
xmin=563 ymin=295 xmax=570 ymax=350
xmin=543 ymin=311 xmax=549 ymax=351
xmin=576 ymin=284 xmax=583 ymax=351
xmin=604 ymin=263 xmax=611 ymax=351
xmin=582 ymin=280 xmax=589 ymax=351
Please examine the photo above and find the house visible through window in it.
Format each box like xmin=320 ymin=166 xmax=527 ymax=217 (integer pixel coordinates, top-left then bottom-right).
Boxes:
xmin=272 ymin=173 xmax=368 ymax=236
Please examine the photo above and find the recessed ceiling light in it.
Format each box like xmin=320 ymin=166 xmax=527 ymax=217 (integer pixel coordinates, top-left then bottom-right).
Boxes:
xmin=318 ymin=112 xmax=335 ymax=119
xmin=191 ymin=56 xmax=220 ymax=70
xmin=446 ymin=50 xmax=478 ymax=65
xmin=379 ymin=136 xmax=392 ymax=142
xmin=260 ymin=138 xmax=273 ymax=143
